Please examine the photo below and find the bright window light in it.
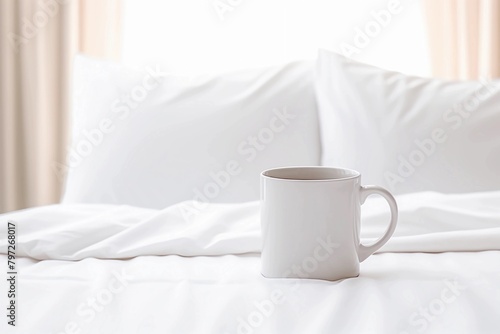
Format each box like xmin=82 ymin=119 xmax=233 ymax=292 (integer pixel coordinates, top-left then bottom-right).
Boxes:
xmin=122 ymin=0 xmax=430 ymax=77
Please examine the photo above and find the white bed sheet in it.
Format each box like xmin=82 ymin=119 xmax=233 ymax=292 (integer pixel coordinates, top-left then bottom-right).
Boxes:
xmin=1 ymin=191 xmax=500 ymax=333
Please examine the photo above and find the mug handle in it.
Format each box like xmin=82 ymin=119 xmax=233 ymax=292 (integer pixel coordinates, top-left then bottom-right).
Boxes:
xmin=357 ymin=185 xmax=398 ymax=262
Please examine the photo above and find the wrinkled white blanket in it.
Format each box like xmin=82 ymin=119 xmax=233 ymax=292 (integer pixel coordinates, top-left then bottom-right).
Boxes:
xmin=1 ymin=191 xmax=500 ymax=260
xmin=0 ymin=191 xmax=499 ymax=334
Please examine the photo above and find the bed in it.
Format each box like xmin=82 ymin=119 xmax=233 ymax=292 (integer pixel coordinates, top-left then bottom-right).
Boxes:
xmin=2 ymin=49 xmax=500 ymax=333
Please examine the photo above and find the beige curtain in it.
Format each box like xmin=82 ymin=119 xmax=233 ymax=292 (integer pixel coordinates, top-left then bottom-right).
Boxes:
xmin=0 ymin=0 xmax=122 ymax=213
xmin=423 ymin=0 xmax=500 ymax=80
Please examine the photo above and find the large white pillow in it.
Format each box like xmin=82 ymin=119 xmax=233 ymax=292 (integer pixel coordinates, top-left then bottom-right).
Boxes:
xmin=60 ymin=56 xmax=320 ymax=208
xmin=315 ymin=49 xmax=500 ymax=194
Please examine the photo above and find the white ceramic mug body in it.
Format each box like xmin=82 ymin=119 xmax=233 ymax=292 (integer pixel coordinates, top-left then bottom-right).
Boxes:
xmin=260 ymin=166 xmax=398 ymax=281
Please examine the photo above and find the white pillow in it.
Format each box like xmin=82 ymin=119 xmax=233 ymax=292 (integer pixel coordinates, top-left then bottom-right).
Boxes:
xmin=60 ymin=56 xmax=320 ymax=208
xmin=315 ymin=49 xmax=500 ymax=194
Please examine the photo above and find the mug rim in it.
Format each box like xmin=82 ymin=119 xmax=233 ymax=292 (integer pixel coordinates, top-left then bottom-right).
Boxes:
xmin=261 ymin=166 xmax=360 ymax=182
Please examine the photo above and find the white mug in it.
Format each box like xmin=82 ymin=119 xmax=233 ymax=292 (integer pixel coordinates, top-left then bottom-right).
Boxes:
xmin=260 ymin=166 xmax=398 ymax=281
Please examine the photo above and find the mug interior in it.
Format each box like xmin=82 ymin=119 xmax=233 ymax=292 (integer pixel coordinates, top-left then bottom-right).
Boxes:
xmin=262 ymin=167 xmax=360 ymax=181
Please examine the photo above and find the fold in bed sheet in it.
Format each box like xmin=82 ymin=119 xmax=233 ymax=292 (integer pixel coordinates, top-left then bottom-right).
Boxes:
xmin=1 ymin=191 xmax=500 ymax=260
